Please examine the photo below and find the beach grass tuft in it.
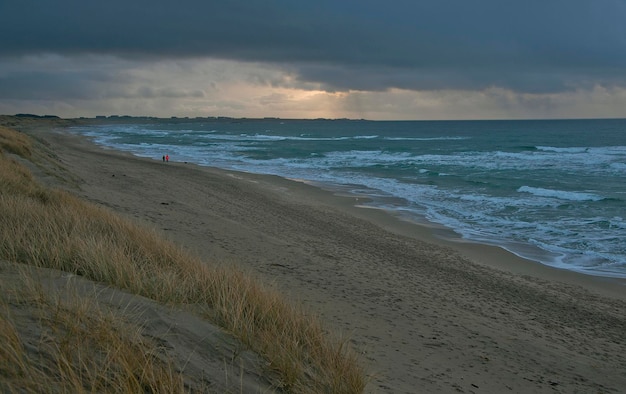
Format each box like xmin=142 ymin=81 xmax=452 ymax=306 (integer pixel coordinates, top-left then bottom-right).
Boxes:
xmin=0 ymin=125 xmax=366 ymax=393
xmin=0 ymin=265 xmax=185 ymax=393
xmin=0 ymin=125 xmax=32 ymax=158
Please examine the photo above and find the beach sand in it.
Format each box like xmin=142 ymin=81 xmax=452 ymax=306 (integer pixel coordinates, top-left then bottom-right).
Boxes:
xmin=18 ymin=122 xmax=626 ymax=393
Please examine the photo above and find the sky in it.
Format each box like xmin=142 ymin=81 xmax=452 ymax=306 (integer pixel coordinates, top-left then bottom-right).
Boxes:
xmin=1 ymin=1 xmax=625 ymax=120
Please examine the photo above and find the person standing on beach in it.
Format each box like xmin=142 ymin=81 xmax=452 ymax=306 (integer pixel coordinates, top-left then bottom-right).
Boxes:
xmin=166 ymin=154 xmax=169 ymax=162
xmin=162 ymin=155 xmax=165 ymax=162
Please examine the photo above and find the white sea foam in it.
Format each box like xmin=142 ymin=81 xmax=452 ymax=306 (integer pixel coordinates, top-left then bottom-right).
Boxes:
xmin=517 ymin=186 xmax=604 ymax=201
xmin=536 ymin=146 xmax=590 ymax=153
xmin=383 ymin=136 xmax=469 ymax=141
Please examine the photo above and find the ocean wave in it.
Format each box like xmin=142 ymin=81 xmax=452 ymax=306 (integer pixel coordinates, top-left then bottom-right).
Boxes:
xmin=382 ymin=136 xmax=469 ymax=141
xmin=353 ymin=135 xmax=380 ymax=139
xmin=515 ymin=145 xmax=539 ymax=151
xmin=227 ymin=134 xmax=382 ymax=142
xmin=536 ymin=146 xmax=590 ymax=153
xmin=610 ymin=162 xmax=626 ymax=171
xmin=517 ymin=186 xmax=604 ymax=201
xmin=320 ymin=150 xmax=413 ymax=167
xmin=537 ymin=145 xmax=626 ymax=155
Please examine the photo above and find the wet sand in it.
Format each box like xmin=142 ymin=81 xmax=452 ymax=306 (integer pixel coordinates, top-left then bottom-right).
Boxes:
xmin=23 ymin=124 xmax=626 ymax=393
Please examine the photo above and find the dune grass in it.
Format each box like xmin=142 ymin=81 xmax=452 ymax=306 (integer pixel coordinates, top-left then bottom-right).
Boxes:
xmin=0 ymin=125 xmax=32 ymax=158
xmin=0 ymin=124 xmax=366 ymax=393
xmin=0 ymin=264 xmax=186 ymax=393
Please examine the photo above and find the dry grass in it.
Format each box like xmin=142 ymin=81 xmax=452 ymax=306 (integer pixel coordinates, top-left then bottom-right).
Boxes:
xmin=0 ymin=124 xmax=366 ymax=393
xmin=0 ymin=125 xmax=32 ymax=158
xmin=0 ymin=264 xmax=185 ymax=393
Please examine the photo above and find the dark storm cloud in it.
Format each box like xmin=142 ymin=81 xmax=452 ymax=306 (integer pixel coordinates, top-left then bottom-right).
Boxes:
xmin=1 ymin=0 xmax=625 ymax=93
xmin=0 ymin=69 xmax=116 ymax=100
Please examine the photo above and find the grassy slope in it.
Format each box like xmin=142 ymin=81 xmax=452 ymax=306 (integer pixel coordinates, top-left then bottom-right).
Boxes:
xmin=0 ymin=122 xmax=365 ymax=393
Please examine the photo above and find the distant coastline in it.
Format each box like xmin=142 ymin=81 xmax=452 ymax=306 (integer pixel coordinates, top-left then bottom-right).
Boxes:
xmin=4 ymin=113 xmax=626 ymax=124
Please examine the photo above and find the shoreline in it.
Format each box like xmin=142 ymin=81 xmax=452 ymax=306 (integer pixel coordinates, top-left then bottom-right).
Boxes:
xmin=259 ymin=171 xmax=626 ymax=301
xmin=64 ymin=119 xmax=626 ymax=283
xmin=19 ymin=122 xmax=626 ymax=393
xmin=67 ymin=125 xmax=626 ymax=297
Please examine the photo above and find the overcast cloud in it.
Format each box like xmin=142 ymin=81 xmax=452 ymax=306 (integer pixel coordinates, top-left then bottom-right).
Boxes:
xmin=1 ymin=0 xmax=625 ymax=119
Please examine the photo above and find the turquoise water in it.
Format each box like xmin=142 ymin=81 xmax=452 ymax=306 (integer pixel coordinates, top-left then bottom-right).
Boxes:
xmin=72 ymin=118 xmax=626 ymax=278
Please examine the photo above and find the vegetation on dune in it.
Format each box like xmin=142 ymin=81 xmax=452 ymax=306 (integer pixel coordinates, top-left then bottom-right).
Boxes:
xmin=0 ymin=125 xmax=32 ymax=158
xmin=0 ymin=124 xmax=366 ymax=393
xmin=0 ymin=266 xmax=186 ymax=393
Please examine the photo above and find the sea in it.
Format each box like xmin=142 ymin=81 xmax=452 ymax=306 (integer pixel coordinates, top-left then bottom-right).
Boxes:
xmin=70 ymin=118 xmax=626 ymax=278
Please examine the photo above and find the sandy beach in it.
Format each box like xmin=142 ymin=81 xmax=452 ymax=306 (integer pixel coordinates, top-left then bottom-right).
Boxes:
xmin=19 ymin=123 xmax=626 ymax=393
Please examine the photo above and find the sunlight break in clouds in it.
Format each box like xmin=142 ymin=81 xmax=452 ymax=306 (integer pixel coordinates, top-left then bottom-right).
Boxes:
xmin=1 ymin=54 xmax=626 ymax=120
